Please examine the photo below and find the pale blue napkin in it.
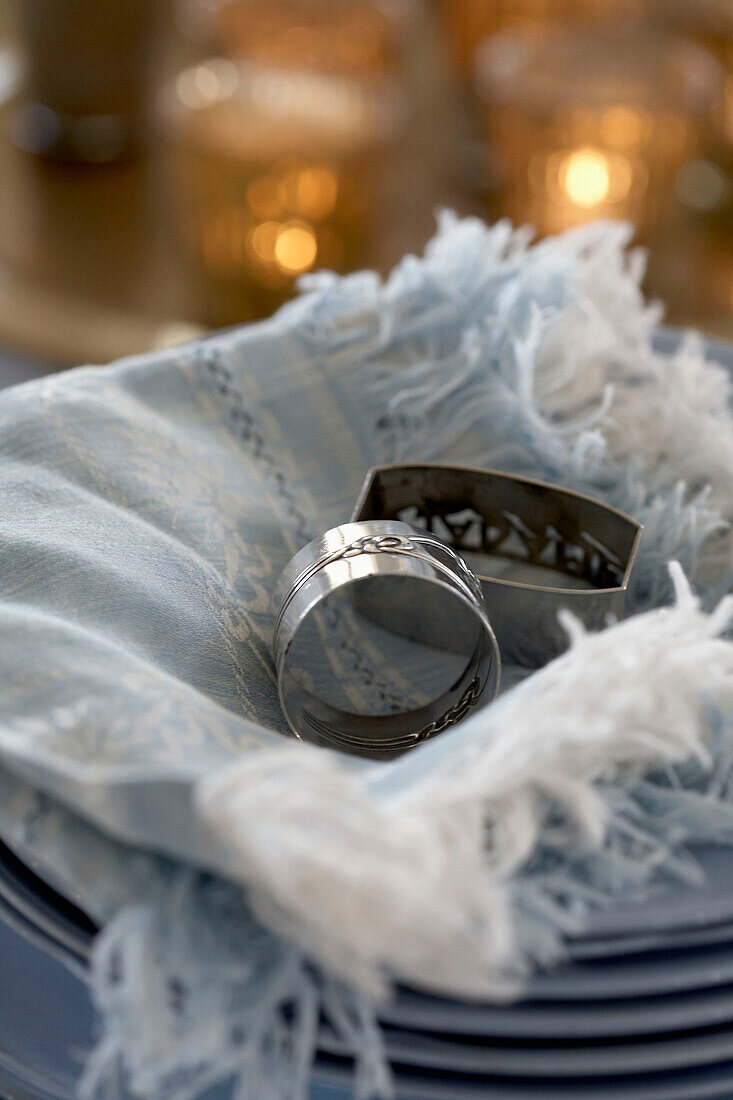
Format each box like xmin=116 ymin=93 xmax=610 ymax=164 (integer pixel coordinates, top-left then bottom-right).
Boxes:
xmin=0 ymin=214 xmax=730 ymax=1100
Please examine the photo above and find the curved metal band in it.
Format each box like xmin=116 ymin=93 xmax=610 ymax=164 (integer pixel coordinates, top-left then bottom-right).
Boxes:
xmin=352 ymin=464 xmax=643 ymax=667
xmin=272 ymin=521 xmax=501 ymax=757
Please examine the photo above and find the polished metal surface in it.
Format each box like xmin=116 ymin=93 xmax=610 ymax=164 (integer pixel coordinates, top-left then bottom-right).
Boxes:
xmin=273 ymin=520 xmax=501 ymax=756
xmin=353 ymin=464 xmax=643 ymax=667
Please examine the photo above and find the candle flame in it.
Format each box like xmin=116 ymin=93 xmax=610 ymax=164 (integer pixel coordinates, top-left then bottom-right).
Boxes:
xmin=274 ymin=221 xmax=318 ymax=273
xmin=561 ymin=148 xmax=611 ymax=207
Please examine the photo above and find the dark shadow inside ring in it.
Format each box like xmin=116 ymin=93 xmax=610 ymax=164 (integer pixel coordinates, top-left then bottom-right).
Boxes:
xmin=279 ymin=575 xmax=493 ymax=757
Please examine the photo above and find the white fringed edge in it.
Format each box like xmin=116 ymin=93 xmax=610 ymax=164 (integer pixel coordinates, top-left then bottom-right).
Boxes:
xmin=197 ymin=565 xmax=733 ymax=1001
xmin=534 ymin=223 xmax=733 ymax=581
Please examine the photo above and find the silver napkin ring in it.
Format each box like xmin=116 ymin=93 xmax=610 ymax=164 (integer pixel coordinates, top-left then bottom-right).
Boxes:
xmin=353 ymin=464 xmax=642 ymax=667
xmin=272 ymin=520 xmax=501 ymax=757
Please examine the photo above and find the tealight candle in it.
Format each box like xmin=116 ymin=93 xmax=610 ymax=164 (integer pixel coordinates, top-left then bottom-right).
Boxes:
xmin=162 ymin=60 xmax=401 ymax=325
xmin=474 ymin=23 xmax=721 ymax=239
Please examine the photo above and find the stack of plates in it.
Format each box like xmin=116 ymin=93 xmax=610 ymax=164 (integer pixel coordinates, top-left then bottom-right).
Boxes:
xmin=4 ymin=841 xmax=733 ymax=1098
xmin=315 ymin=844 xmax=733 ymax=1099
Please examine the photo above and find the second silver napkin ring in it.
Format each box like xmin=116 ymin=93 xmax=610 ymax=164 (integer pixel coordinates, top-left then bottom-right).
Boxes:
xmin=353 ymin=464 xmax=642 ymax=667
xmin=272 ymin=520 xmax=501 ymax=757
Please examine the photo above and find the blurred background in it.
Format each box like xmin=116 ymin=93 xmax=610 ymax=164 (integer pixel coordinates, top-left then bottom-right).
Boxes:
xmin=0 ymin=0 xmax=732 ymax=368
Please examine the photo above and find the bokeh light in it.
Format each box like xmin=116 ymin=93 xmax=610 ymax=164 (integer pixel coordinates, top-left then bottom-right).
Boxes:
xmin=560 ymin=149 xmax=611 ymax=207
xmin=274 ymin=221 xmax=318 ymax=273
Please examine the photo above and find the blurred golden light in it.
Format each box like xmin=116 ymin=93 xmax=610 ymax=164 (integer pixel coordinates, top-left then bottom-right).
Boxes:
xmin=599 ymin=106 xmax=646 ymax=150
xmin=560 ymin=149 xmax=611 ymax=207
xmin=248 ymin=220 xmax=282 ymax=262
xmin=246 ymin=174 xmax=285 ymax=219
xmin=167 ymin=52 xmax=398 ymax=326
xmin=274 ymin=221 xmax=318 ymax=273
xmin=294 ymin=167 xmax=338 ymax=218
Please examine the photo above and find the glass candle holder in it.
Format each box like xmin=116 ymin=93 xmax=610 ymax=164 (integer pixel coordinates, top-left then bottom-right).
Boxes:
xmin=474 ymin=23 xmax=721 ymax=239
xmin=162 ymin=60 xmax=402 ymax=326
